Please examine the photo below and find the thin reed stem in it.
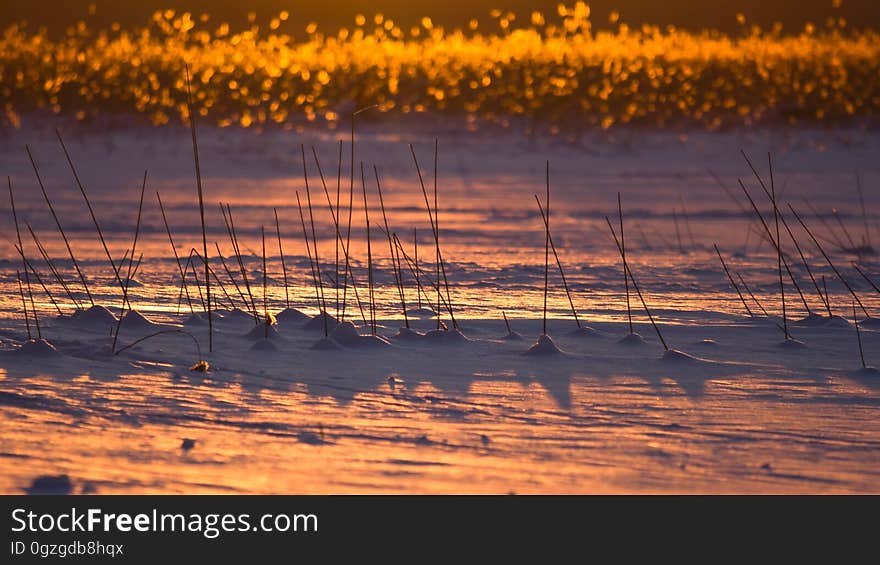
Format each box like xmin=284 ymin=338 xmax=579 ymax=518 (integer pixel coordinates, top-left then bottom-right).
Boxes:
xmin=389 ymin=231 xmax=431 ymax=311
xmin=223 ymin=203 xmax=258 ymax=321
xmin=606 ymin=217 xmax=668 ymax=351
xmin=853 ymin=301 xmax=866 ymax=369
xmin=111 ymin=253 xmax=143 ymax=353
xmin=26 ymin=223 xmax=81 ymax=309
xmin=542 ymin=162 xmax=550 ymax=335
xmin=182 ymin=250 xmax=206 ymax=311
xmin=832 ymin=208 xmax=857 ymax=251
xmin=435 ymin=139 xmax=441 ymax=329
xmin=822 ymin=276 xmax=831 ymax=315
xmin=534 ymin=194 xmax=580 ymax=328
xmin=736 ymin=271 xmax=769 ymax=317
xmin=767 ymin=154 xmax=790 ymax=339
xmin=302 ymin=145 xmax=328 ymax=335
xmin=296 ymin=192 xmax=324 ymax=329
xmin=392 ymin=233 xmax=455 ymax=318
xmin=852 ymin=263 xmax=880 ymax=295
xmin=714 ymin=244 xmax=753 ymax=317
xmin=24 ymin=266 xmax=41 ymax=338
xmin=336 ymin=140 xmax=343 ymax=317
xmin=311 ymin=149 xmax=368 ymax=327
xmin=114 ymin=328 xmax=203 ymax=361
xmin=340 ymin=107 xmax=375 ymax=321
xmin=414 ymin=228 xmax=422 ymax=308
xmin=801 ymin=197 xmax=847 ymax=251
xmin=16 ymin=270 xmax=31 ymax=340
xmin=274 ymin=208 xmax=290 ymax=309
xmin=189 ymin=249 xmax=236 ymax=310
xmin=7 ymin=177 xmax=36 ymax=324
xmin=780 ymin=210 xmax=830 ymax=315
xmin=788 ymin=204 xmax=870 ymax=318
xmin=409 ymin=143 xmax=457 ymax=329
xmin=262 ymin=226 xmax=268 ymax=338
xmin=619 ymin=193 xmax=633 ymax=333
xmin=374 ymin=165 xmax=409 ymax=327
xmin=25 ymin=145 xmax=93 ymax=304
xmin=125 ymin=171 xmax=147 ymax=288
xmin=13 ymin=244 xmax=63 ymax=316
xmin=157 ymin=192 xmax=195 ymax=314
xmin=185 ymin=64 xmax=212 ymax=351
xmin=361 ymin=163 xmax=376 ymax=335
xmin=672 ymin=208 xmax=685 ymax=254
xmin=214 ymin=242 xmax=250 ymax=310
xmin=56 ymin=129 xmax=123 ymax=287
xmin=737 ymin=177 xmax=810 ymax=318
xmin=10 ymin=176 xmax=72 ymax=316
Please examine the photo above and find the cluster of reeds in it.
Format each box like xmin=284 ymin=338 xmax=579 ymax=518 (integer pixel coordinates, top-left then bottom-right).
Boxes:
xmin=5 ymin=72 xmax=879 ymax=369
xmin=155 ymin=107 xmax=454 ymax=348
xmin=707 ymin=150 xmax=878 ymax=358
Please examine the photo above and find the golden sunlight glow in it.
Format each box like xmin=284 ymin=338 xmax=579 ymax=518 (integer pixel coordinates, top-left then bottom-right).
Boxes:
xmin=0 ymin=3 xmax=877 ymax=131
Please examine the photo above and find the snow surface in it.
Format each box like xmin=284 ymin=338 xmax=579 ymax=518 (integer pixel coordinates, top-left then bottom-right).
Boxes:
xmin=0 ymin=120 xmax=878 ymax=493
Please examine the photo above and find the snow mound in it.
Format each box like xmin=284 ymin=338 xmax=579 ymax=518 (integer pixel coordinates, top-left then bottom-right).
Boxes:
xmin=392 ymin=327 xmax=425 ymax=341
xmin=568 ymin=326 xmax=602 ymax=338
xmin=276 ymin=307 xmax=310 ymax=323
xmin=794 ymin=313 xmax=829 ymax=327
xmin=357 ymin=335 xmax=392 ymax=348
xmin=244 ymin=323 xmax=281 ymax=340
xmin=217 ymin=308 xmax=255 ymax=322
xmin=778 ymin=338 xmax=807 ymax=349
xmin=853 ymin=366 xmax=879 ymax=376
xmin=406 ymin=307 xmax=437 ymax=318
xmin=120 ymin=277 xmax=143 ymax=287
xmin=25 ymin=474 xmax=73 ymax=495
xmin=121 ymin=310 xmax=160 ymax=329
xmin=183 ymin=313 xmax=208 ymax=326
xmin=303 ymin=311 xmax=338 ymax=332
xmin=310 ymin=336 xmax=342 ymax=350
xmin=660 ymin=349 xmax=699 ymax=362
xmin=70 ymin=305 xmax=116 ymax=328
xmin=618 ymin=332 xmax=647 ymax=346
xmin=250 ymin=338 xmax=278 ymax=351
xmin=19 ymin=338 xmax=61 ymax=358
xmin=329 ymin=321 xmax=360 ymax=343
xmin=501 ymin=331 xmax=524 ymax=341
xmin=824 ymin=315 xmax=851 ymax=328
xmin=693 ymin=339 xmax=718 ymax=347
xmin=331 ymin=322 xmax=391 ymax=347
xmin=524 ymin=334 xmax=564 ymax=356
xmin=423 ymin=328 xmax=470 ymax=343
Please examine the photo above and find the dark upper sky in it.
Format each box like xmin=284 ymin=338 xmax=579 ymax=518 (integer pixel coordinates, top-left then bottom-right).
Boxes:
xmin=3 ymin=1 xmax=878 ymax=36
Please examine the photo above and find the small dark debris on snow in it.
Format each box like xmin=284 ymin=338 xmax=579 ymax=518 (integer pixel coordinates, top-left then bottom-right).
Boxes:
xmin=25 ymin=474 xmax=73 ymax=495
xmin=297 ymin=431 xmax=328 ymax=445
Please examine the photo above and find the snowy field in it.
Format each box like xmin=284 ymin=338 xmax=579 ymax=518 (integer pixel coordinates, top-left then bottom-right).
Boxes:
xmin=0 ymin=118 xmax=878 ymax=493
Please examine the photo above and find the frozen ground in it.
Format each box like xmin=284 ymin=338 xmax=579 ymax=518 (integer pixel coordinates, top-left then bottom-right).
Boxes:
xmin=0 ymin=118 xmax=878 ymax=493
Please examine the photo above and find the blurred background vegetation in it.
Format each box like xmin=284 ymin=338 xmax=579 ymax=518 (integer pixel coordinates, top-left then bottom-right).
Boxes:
xmin=4 ymin=0 xmax=878 ymax=37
